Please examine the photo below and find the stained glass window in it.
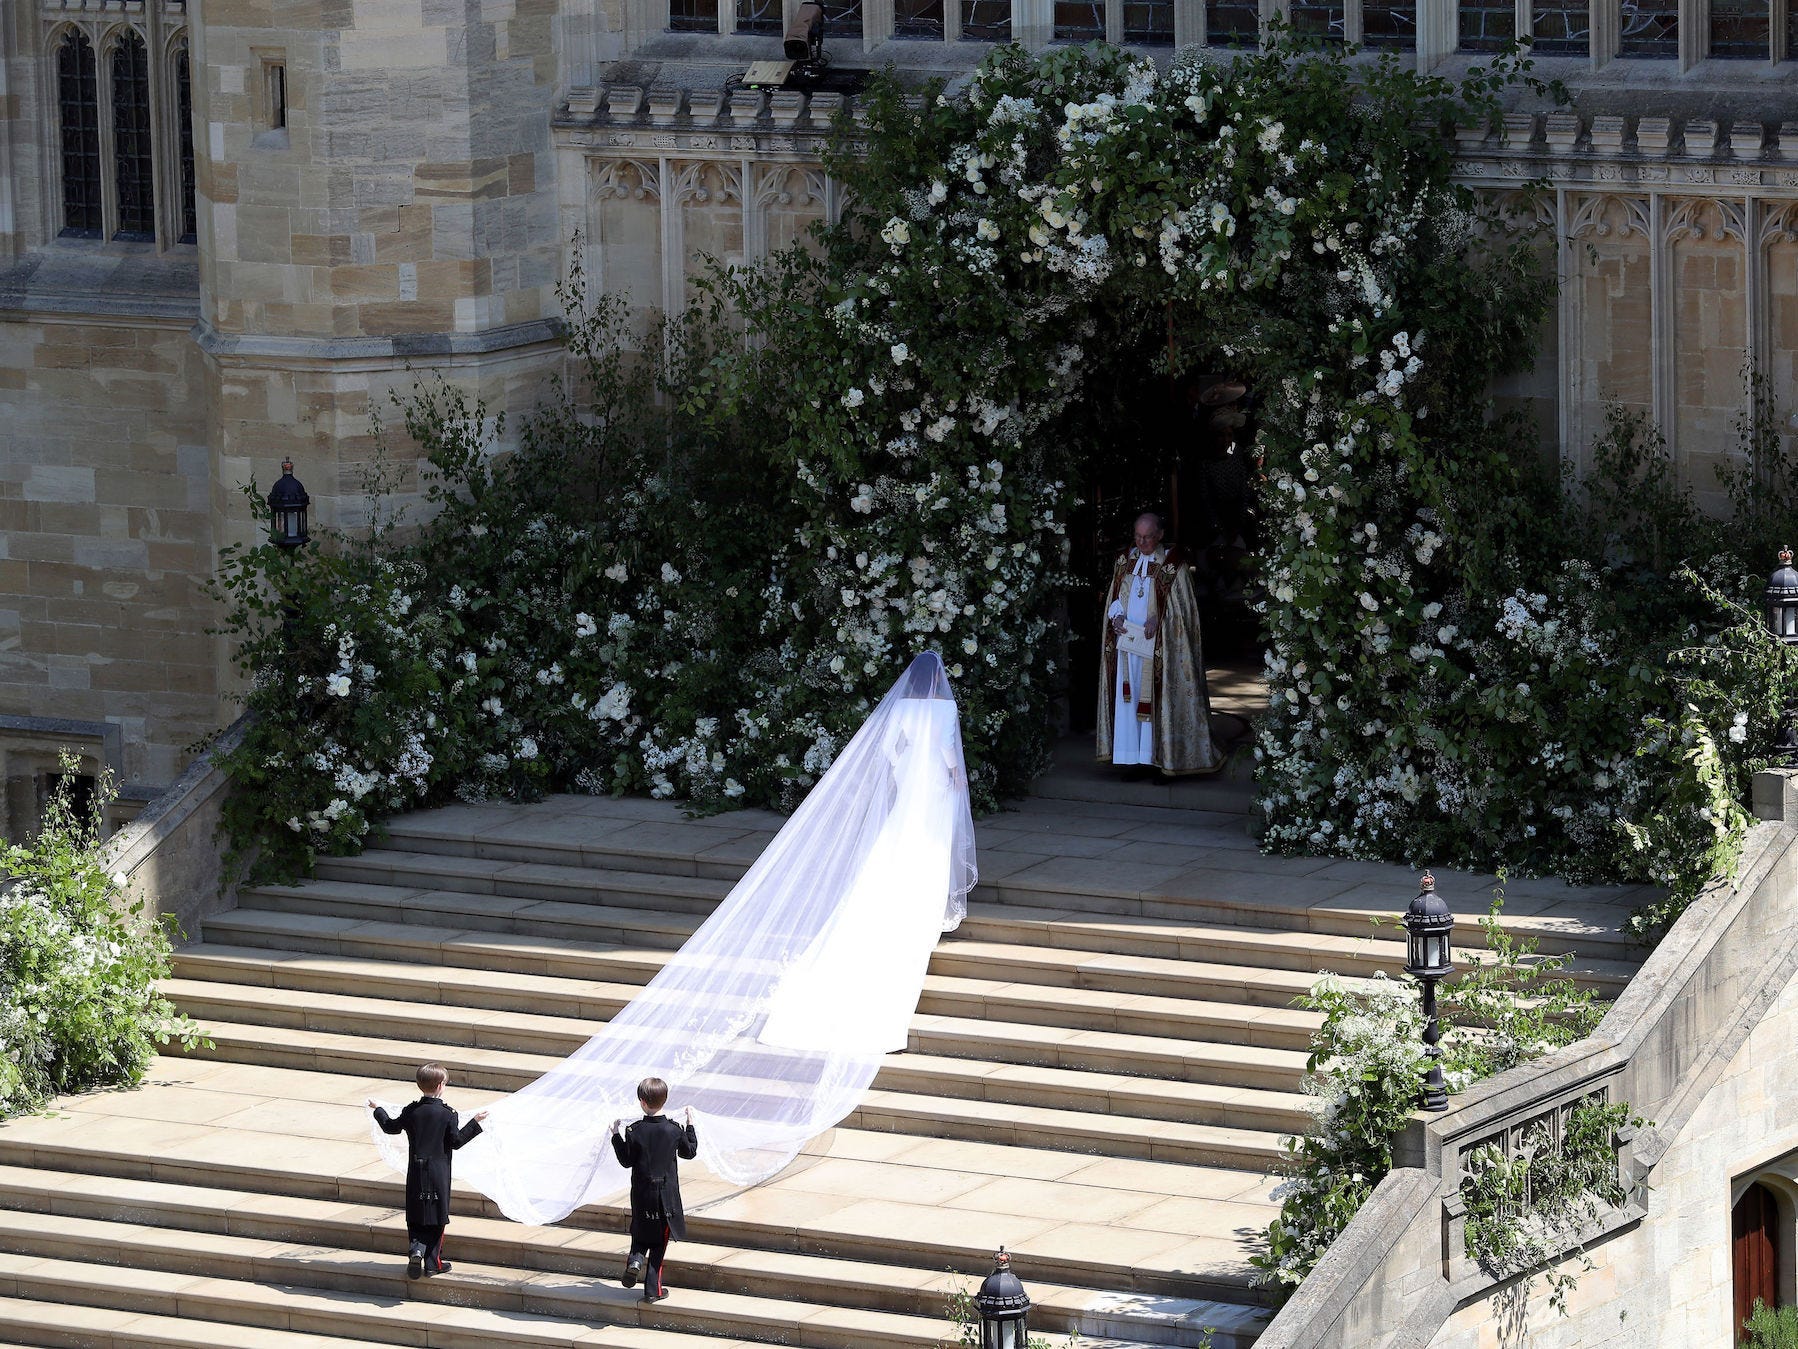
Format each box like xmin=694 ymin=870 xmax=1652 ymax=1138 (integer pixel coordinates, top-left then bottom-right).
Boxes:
xmin=1708 ymin=0 xmax=1768 ymax=55
xmin=1459 ymin=0 xmax=1515 ymax=49
xmin=823 ymin=0 xmax=863 ymax=36
xmin=736 ymin=0 xmax=781 ymax=35
xmin=1205 ymin=0 xmax=1259 ymax=45
xmin=112 ymin=31 xmax=155 ymax=241
xmin=1290 ymin=0 xmax=1346 ymax=41
xmin=1055 ymin=0 xmax=1105 ymax=40
xmin=1530 ymin=0 xmax=1589 ymax=52
xmin=1363 ymin=0 xmax=1417 ymax=45
xmin=671 ymin=0 xmax=718 ymax=31
xmin=961 ymin=0 xmax=1011 ymax=39
xmin=176 ymin=45 xmax=196 ymax=244
xmin=896 ymin=0 xmax=945 ymax=37
xmin=57 ymin=31 xmax=102 ymax=239
xmin=1619 ymin=0 xmax=1677 ymax=55
xmin=1123 ymin=0 xmax=1175 ymax=42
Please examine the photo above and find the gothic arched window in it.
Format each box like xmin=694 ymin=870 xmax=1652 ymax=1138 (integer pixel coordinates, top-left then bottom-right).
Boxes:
xmin=56 ymin=30 xmax=102 ymax=238
xmin=175 ymin=43 xmax=196 ymax=244
xmin=111 ymin=30 xmax=155 ymax=241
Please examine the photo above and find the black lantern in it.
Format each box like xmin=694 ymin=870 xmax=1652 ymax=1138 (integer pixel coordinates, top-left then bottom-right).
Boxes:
xmin=1768 ymin=547 xmax=1798 ymax=645
xmin=972 ymin=1248 xmax=1031 ymax=1349
xmin=1769 ymin=548 xmax=1798 ymax=766
xmin=268 ymin=458 xmax=310 ymax=550
xmin=1402 ymin=872 xmax=1453 ymax=1113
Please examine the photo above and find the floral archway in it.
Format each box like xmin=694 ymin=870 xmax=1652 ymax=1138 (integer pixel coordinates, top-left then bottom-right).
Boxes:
xmin=218 ymin=39 xmax=1790 ymax=929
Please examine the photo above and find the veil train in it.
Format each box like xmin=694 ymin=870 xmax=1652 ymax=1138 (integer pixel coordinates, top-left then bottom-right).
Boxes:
xmin=367 ymin=651 xmax=977 ymax=1226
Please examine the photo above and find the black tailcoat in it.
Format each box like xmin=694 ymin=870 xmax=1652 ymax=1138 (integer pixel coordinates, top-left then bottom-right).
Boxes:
xmin=374 ymin=1096 xmax=483 ymax=1227
xmin=612 ymin=1113 xmax=699 ymax=1242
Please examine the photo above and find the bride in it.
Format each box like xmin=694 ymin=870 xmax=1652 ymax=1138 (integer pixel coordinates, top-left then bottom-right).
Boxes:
xmin=758 ymin=679 xmax=964 ymax=1054
xmin=367 ymin=651 xmax=976 ymax=1225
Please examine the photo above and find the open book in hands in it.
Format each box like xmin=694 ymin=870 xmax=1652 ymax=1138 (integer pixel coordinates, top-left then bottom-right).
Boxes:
xmin=1117 ymin=620 xmax=1156 ymax=661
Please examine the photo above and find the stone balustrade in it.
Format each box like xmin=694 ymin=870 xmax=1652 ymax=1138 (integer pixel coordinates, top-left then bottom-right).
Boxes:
xmin=1257 ymin=769 xmax=1798 ymax=1347
xmin=100 ymin=715 xmax=248 ymax=944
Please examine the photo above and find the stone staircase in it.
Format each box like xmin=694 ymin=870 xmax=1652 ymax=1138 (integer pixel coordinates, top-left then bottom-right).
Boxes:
xmin=0 ymin=763 xmax=1651 ymax=1349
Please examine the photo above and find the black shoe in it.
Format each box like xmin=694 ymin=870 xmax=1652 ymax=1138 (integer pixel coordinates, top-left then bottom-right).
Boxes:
xmin=641 ymin=1288 xmax=670 ymax=1304
xmin=622 ymin=1253 xmax=645 ymax=1289
xmin=425 ymin=1261 xmax=451 ymax=1276
xmin=407 ymin=1243 xmax=426 ymax=1280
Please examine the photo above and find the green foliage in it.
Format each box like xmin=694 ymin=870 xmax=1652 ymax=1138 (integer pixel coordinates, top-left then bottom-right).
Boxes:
xmin=1459 ymin=1095 xmax=1640 ymax=1315
xmin=208 ymin=35 xmax=1793 ymax=932
xmin=1252 ymin=882 xmax=1614 ymax=1300
xmin=0 ymin=754 xmax=207 ymax=1117
xmin=1745 ymin=1300 xmax=1798 ymax=1349
xmin=1444 ymin=880 xmax=1605 ymax=1077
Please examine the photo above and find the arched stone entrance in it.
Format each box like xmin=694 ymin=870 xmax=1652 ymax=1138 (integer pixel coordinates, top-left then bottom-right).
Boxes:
xmin=1062 ymin=353 xmax=1266 ymax=754
xmin=1734 ymin=1179 xmax=1787 ymax=1342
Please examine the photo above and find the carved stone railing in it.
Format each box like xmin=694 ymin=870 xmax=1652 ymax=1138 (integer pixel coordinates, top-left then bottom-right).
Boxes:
xmin=1259 ymin=769 xmax=1798 ymax=1348
xmin=1452 ymin=110 xmax=1798 ymax=194
xmin=99 ymin=715 xmax=247 ymax=945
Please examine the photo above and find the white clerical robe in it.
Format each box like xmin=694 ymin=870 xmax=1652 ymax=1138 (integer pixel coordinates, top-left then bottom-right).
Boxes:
xmin=1107 ymin=553 xmax=1156 ymax=766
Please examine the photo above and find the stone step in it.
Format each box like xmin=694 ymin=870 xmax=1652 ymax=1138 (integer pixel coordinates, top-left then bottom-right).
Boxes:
xmin=0 ymin=1241 xmax=1054 ymax=1349
xmin=309 ymin=841 xmax=1642 ymax=963
xmin=0 ymin=1208 xmax=1001 ymax=1349
xmin=216 ymin=888 xmax=1633 ymax=997
xmin=950 ymin=905 xmax=1636 ymax=995
xmin=211 ymin=911 xmax=1344 ymax=1009
xmin=0 ymin=1074 xmax=1276 ymax=1306
xmin=175 ymin=928 xmax=1316 ymax=1086
xmin=0 ymin=1164 xmax=1268 ymax=1347
xmin=176 ymin=1020 xmax=1292 ymax=1169
xmin=169 ymin=964 xmax=1316 ymax=1129
xmin=0 ymin=1295 xmax=373 ymax=1349
xmin=312 ymin=851 xmax=734 ymax=915
xmin=168 ymin=948 xmax=1323 ymax=1051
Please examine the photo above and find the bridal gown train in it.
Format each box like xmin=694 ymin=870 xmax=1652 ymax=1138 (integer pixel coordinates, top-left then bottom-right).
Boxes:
xmin=365 ymin=652 xmax=977 ymax=1226
xmin=757 ymin=696 xmax=961 ymax=1055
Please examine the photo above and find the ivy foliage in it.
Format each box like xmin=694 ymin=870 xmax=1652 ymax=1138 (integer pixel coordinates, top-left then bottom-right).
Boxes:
xmin=0 ymin=755 xmax=206 ymax=1118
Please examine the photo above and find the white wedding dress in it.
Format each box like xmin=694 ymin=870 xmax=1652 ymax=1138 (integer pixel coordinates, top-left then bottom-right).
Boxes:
xmin=759 ymin=697 xmax=960 ymax=1054
xmin=366 ymin=652 xmax=976 ymax=1225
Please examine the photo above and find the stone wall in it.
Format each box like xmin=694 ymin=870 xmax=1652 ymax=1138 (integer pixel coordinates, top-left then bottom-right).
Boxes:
xmin=9 ymin=7 xmax=1798 ymax=817
xmin=1427 ymin=960 xmax=1798 ymax=1348
xmin=0 ymin=308 xmax=214 ymax=789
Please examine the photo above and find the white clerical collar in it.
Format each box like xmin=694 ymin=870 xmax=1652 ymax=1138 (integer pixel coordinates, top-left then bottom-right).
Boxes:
xmin=1132 ymin=549 xmax=1159 ymax=572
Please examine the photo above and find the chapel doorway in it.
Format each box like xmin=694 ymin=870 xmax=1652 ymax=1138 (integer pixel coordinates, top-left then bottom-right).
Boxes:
xmin=1063 ymin=353 xmax=1265 ymax=746
xmin=1734 ymin=1181 xmax=1781 ymax=1342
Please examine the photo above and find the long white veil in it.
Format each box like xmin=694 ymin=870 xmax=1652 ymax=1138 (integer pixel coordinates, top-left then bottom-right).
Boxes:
xmin=367 ymin=652 xmax=977 ymax=1225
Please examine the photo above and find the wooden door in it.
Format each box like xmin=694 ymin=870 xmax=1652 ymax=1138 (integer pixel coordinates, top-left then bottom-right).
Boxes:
xmin=1734 ymin=1181 xmax=1780 ymax=1342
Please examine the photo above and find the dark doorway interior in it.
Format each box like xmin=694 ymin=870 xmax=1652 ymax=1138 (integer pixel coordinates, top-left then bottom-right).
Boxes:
xmin=1734 ymin=1181 xmax=1781 ymax=1343
xmin=1063 ymin=355 xmax=1264 ymax=741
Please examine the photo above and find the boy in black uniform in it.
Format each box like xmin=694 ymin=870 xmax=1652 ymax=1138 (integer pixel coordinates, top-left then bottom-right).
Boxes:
xmin=368 ymin=1064 xmax=487 ymax=1279
xmin=610 ymin=1076 xmax=698 ymax=1303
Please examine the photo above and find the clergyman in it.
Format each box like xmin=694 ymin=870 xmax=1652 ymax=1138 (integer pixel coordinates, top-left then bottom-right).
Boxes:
xmin=1097 ymin=511 xmax=1223 ymax=777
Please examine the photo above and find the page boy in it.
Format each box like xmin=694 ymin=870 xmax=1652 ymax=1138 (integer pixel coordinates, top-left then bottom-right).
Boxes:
xmin=367 ymin=1064 xmax=487 ymax=1279
xmin=610 ymin=1077 xmax=698 ymax=1303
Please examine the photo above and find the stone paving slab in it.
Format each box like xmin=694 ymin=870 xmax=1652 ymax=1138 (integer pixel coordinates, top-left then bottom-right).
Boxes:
xmin=0 ymin=1062 xmax=1278 ymax=1278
